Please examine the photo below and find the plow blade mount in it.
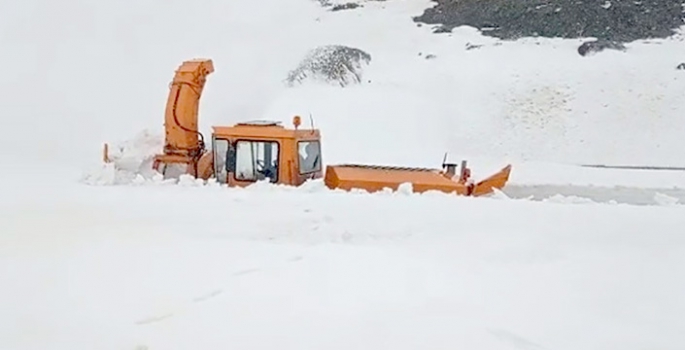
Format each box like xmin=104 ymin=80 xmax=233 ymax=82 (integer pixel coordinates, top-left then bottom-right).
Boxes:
xmin=324 ymin=164 xmax=511 ymax=196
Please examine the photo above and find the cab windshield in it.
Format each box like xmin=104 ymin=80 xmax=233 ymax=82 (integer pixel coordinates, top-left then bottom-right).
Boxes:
xmin=235 ymin=140 xmax=280 ymax=182
xmin=213 ymin=138 xmax=280 ymax=183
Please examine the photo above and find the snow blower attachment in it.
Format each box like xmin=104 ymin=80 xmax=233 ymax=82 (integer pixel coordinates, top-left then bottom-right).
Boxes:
xmin=102 ymin=58 xmax=512 ymax=196
xmin=152 ymin=58 xmax=215 ymax=179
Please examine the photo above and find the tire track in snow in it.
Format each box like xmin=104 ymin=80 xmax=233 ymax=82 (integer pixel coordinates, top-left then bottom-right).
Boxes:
xmin=502 ymin=184 xmax=685 ymax=206
xmin=488 ymin=329 xmax=550 ymax=350
xmin=133 ymin=256 xmax=304 ymax=326
xmin=191 ymin=289 xmax=223 ymax=303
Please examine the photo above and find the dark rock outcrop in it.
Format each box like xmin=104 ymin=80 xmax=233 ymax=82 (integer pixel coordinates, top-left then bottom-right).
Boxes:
xmin=414 ymin=0 xmax=685 ymax=43
xmin=286 ymin=45 xmax=372 ymax=87
xmin=577 ymin=39 xmax=627 ymax=56
xmin=332 ymin=3 xmax=360 ymax=11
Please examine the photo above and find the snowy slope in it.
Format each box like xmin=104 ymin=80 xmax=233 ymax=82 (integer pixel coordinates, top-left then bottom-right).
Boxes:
xmin=1 ymin=0 xmax=685 ymax=349
xmin=2 ymin=0 xmax=685 ymax=171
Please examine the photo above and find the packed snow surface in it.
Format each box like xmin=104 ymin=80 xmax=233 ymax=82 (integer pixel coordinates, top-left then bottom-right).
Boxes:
xmin=3 ymin=175 xmax=685 ymax=350
xmin=1 ymin=0 xmax=685 ymax=349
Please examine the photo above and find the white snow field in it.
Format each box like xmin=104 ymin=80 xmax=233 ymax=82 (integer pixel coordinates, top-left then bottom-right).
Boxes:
xmin=2 ymin=0 xmax=685 ymax=349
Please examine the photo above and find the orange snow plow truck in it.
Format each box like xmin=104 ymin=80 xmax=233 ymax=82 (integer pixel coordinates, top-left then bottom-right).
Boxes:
xmin=103 ymin=58 xmax=511 ymax=196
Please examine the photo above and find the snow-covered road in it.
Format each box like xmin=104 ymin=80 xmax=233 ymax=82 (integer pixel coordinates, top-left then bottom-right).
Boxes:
xmin=2 ymin=175 xmax=684 ymax=350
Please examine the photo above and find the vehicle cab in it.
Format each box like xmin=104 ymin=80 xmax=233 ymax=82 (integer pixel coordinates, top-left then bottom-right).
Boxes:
xmin=210 ymin=117 xmax=323 ymax=187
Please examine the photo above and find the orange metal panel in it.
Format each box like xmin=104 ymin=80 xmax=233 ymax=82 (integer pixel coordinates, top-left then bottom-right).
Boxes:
xmin=324 ymin=164 xmax=471 ymax=195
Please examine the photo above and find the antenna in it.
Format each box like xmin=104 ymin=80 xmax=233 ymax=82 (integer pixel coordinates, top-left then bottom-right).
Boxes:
xmin=442 ymin=152 xmax=448 ymax=168
xmin=309 ymin=113 xmax=315 ymax=129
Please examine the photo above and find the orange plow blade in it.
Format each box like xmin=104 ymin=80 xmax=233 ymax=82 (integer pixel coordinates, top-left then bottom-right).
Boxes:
xmin=472 ymin=164 xmax=512 ymax=196
xmin=324 ymin=163 xmax=512 ymax=197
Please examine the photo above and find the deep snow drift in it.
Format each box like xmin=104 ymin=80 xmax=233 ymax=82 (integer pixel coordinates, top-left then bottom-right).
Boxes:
xmin=1 ymin=0 xmax=685 ymax=349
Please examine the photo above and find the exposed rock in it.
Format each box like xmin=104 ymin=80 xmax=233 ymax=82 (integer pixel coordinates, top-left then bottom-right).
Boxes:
xmin=286 ymin=45 xmax=372 ymax=87
xmin=413 ymin=0 xmax=685 ymax=43
xmin=419 ymin=52 xmax=437 ymax=59
xmin=314 ymin=0 xmax=385 ymax=11
xmin=332 ymin=3 xmax=361 ymax=11
xmin=577 ymin=39 xmax=627 ymax=56
xmin=465 ymin=43 xmax=484 ymax=50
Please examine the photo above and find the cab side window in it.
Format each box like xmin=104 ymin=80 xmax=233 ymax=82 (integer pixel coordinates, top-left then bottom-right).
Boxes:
xmin=298 ymin=141 xmax=321 ymax=174
xmin=212 ymin=137 xmax=229 ymax=183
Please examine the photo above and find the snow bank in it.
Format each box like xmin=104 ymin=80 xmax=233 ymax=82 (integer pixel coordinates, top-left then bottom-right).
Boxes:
xmin=80 ymin=130 xmax=166 ymax=186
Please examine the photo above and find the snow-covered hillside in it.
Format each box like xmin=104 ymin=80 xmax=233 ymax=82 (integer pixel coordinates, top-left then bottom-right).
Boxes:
xmin=1 ymin=0 xmax=685 ymax=349
xmin=3 ymin=0 xmax=685 ymax=171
